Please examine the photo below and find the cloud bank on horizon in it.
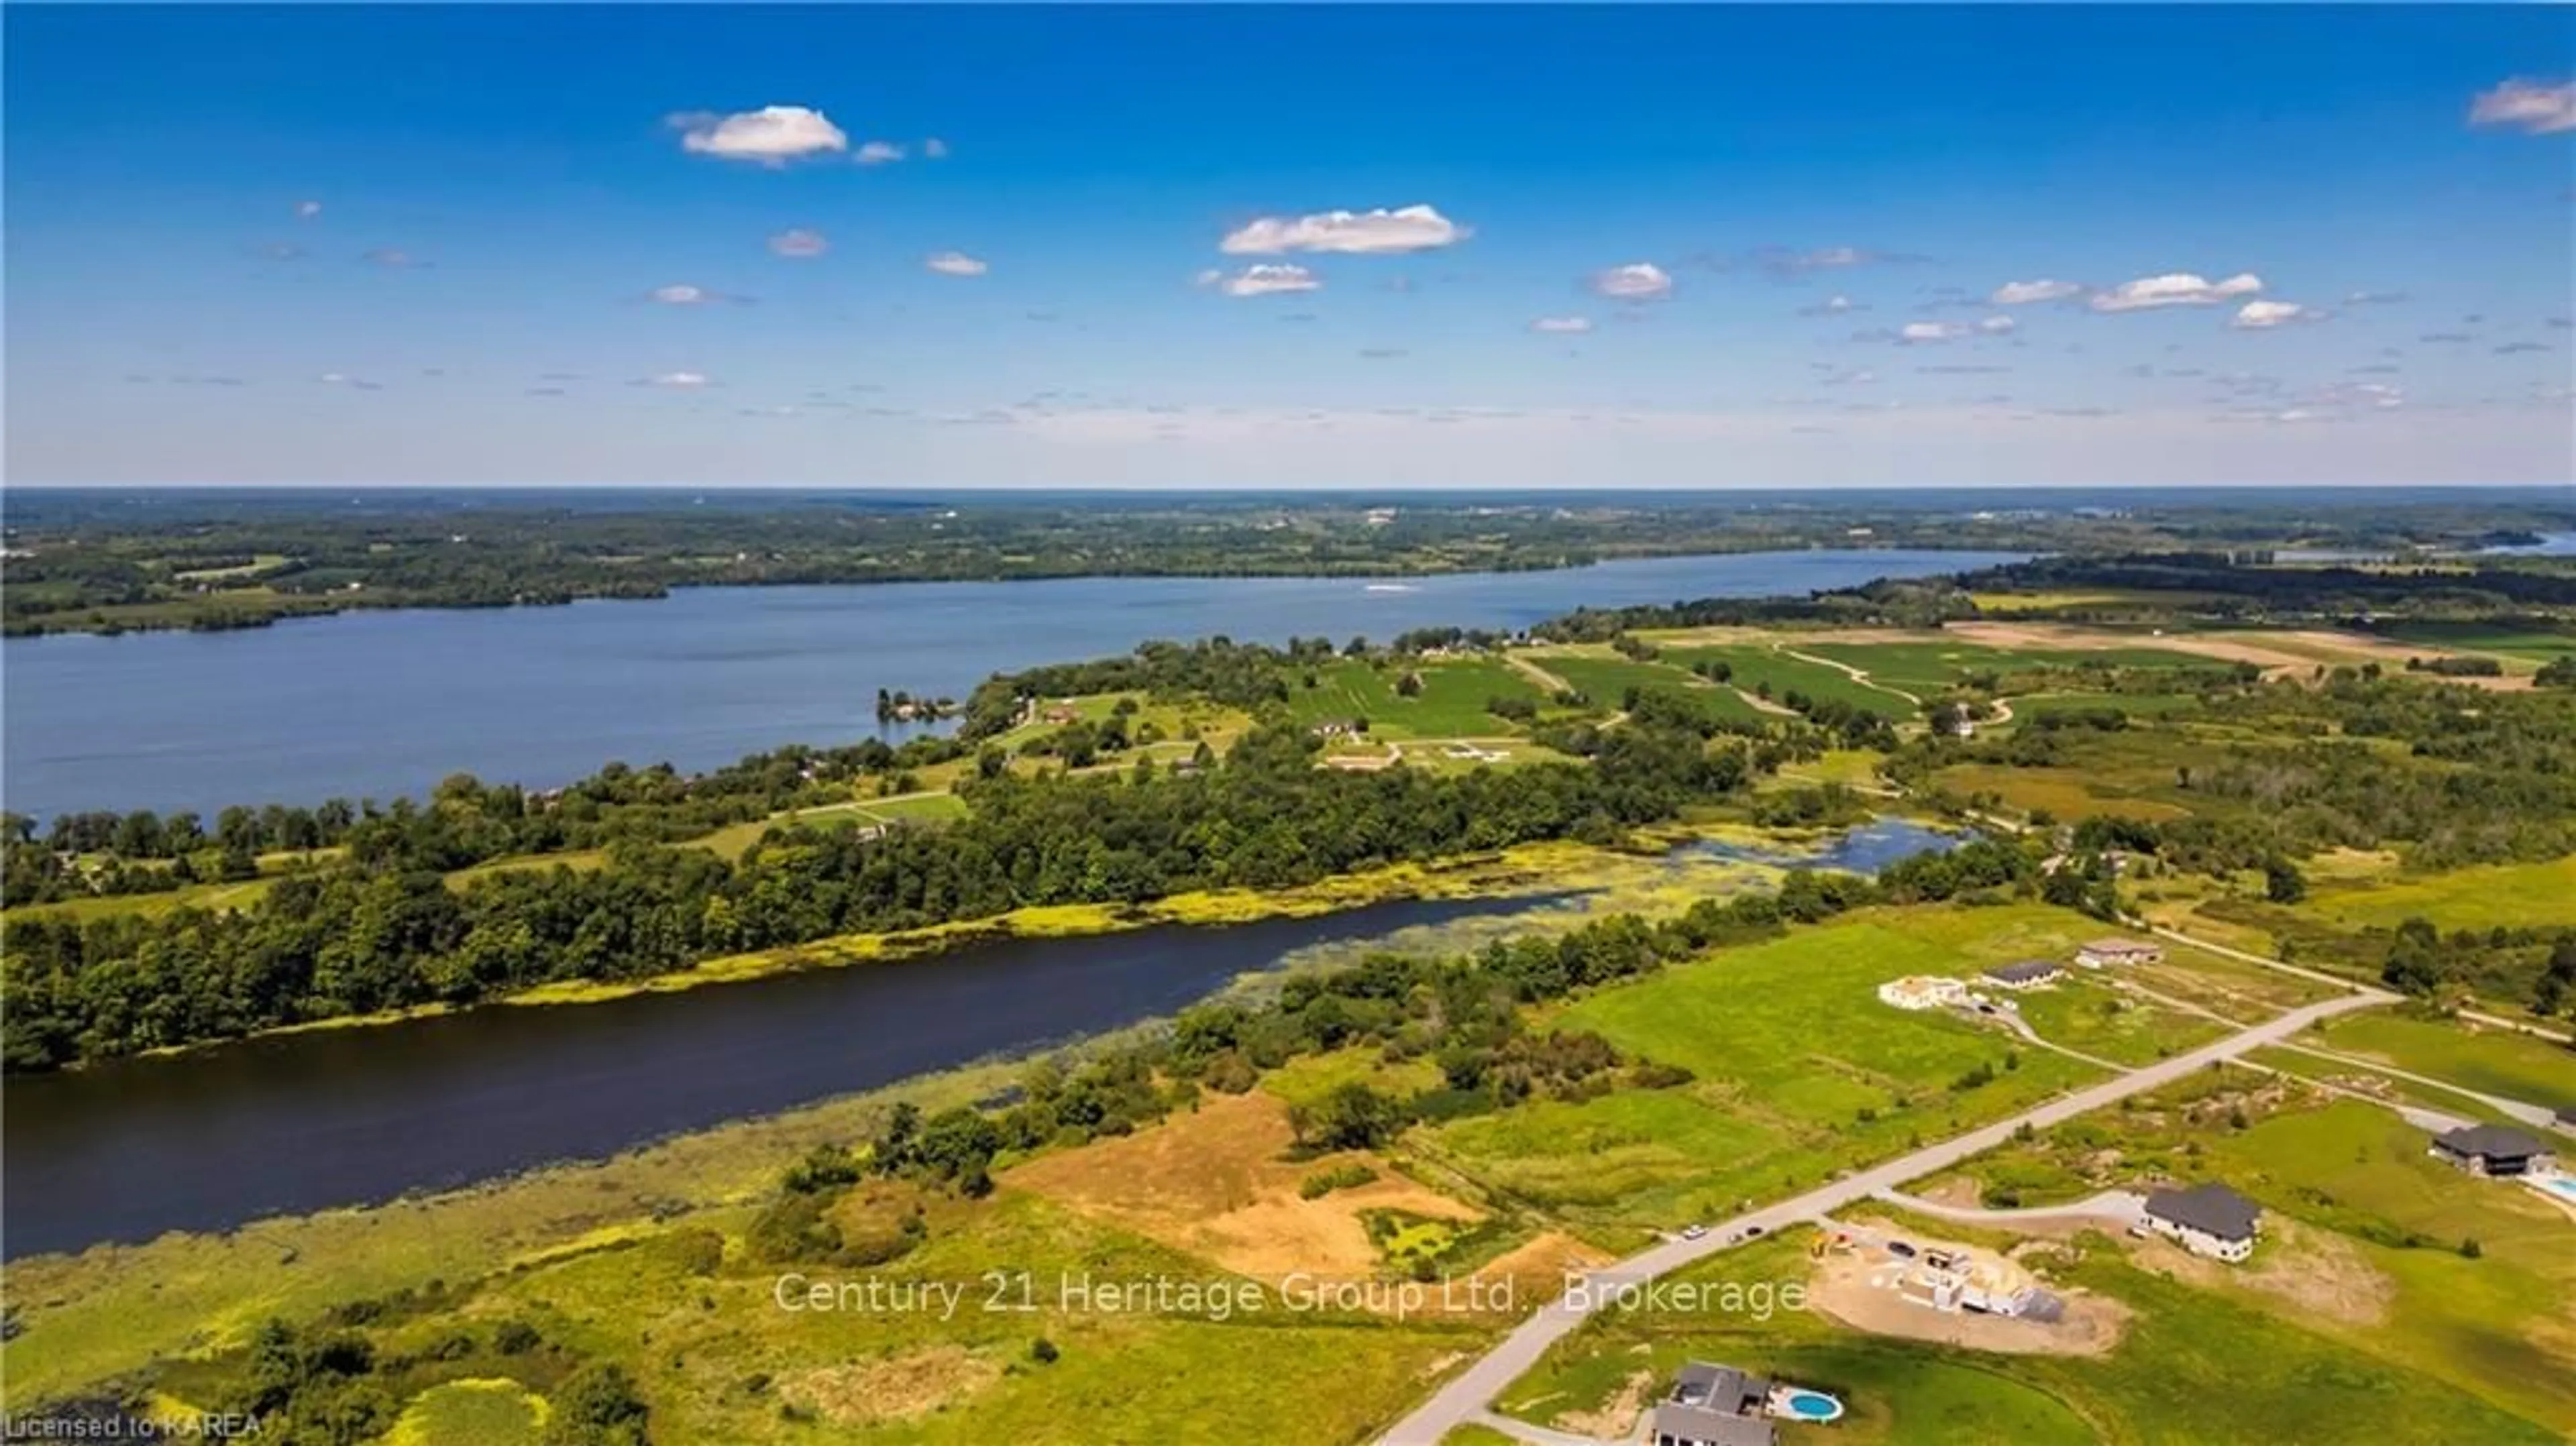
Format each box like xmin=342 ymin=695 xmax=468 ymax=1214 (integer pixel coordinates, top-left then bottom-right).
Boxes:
xmin=4 ymin=5 xmax=2569 ymax=488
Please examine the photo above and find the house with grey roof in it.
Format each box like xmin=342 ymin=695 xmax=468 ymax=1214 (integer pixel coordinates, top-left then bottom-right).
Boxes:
xmin=2076 ymin=938 xmax=2162 ymax=968
xmin=2143 ymin=1182 xmax=2261 ymax=1263
xmin=1651 ymin=1364 xmax=1778 ymax=1446
xmin=1983 ymin=959 xmax=2065 ymax=990
xmin=2430 ymin=1123 xmax=2553 ymax=1178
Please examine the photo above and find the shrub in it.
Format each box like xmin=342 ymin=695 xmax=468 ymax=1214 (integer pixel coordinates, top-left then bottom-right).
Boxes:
xmin=1299 ymin=1162 xmax=1381 ymax=1200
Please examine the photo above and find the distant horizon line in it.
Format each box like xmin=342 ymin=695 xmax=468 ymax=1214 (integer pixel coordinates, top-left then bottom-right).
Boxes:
xmin=7 ymin=482 xmax=2570 ymax=495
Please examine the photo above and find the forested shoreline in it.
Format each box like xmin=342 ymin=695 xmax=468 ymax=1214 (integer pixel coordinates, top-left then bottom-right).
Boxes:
xmin=9 ymin=489 xmax=2569 ymax=637
xmin=0 ymin=720 xmax=1743 ymax=1071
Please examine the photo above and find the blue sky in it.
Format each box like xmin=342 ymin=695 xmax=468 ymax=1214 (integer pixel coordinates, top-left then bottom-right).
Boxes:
xmin=6 ymin=3 xmax=2571 ymax=488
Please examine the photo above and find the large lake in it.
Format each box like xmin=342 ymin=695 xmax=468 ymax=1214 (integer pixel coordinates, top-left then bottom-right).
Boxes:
xmin=1 ymin=549 xmax=2019 ymax=818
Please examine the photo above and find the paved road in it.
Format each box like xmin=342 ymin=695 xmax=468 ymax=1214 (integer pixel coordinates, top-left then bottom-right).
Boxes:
xmin=1867 ymin=1186 xmax=2147 ymax=1231
xmin=1373 ymin=989 xmax=2385 ymax=1445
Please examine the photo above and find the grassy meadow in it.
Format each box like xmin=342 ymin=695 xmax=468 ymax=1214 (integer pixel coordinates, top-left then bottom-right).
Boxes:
xmin=2300 ymin=1011 xmax=2576 ymax=1114
xmin=1277 ymin=656 xmax=1550 ymax=738
xmin=1419 ymin=907 xmax=2116 ymax=1238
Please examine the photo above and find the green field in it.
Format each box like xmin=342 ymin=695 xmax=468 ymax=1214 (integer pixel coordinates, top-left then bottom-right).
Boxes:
xmin=2007 ymin=977 xmax=2230 ymax=1065
xmin=5 ymin=873 xmax=284 ymax=922
xmin=1660 ymin=646 xmax=1915 ymax=718
xmin=1424 ymin=909 xmax=2106 ymax=1232
xmin=2301 ymin=856 xmax=2576 ymax=934
xmin=2302 ymin=1012 xmax=2576 ymax=1114
xmin=1800 ymin=639 xmax=2212 ymax=698
xmin=1279 ymin=656 xmax=1550 ymax=738
xmin=2368 ymin=620 xmax=2576 ymax=668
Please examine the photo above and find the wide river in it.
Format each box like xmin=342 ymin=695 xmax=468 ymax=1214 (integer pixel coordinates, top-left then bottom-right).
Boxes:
xmin=2 ymin=894 xmax=1552 ymax=1258
xmin=0 ymin=816 xmax=1964 ymax=1260
xmin=1 ymin=549 xmax=2021 ymax=818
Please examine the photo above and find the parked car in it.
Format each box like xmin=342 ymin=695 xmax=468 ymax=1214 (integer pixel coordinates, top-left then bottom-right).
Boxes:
xmin=1681 ymin=1224 xmax=1708 ymax=1240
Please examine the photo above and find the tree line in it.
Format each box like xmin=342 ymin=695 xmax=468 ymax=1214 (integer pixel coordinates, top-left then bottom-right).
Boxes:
xmin=1 ymin=718 xmax=1746 ymax=1070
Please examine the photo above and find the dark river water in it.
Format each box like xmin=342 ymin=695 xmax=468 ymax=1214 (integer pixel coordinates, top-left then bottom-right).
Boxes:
xmin=0 ymin=549 xmax=2022 ymax=819
xmin=1 ymin=893 xmax=1560 ymax=1260
xmin=1 ymin=816 xmax=1973 ymax=1260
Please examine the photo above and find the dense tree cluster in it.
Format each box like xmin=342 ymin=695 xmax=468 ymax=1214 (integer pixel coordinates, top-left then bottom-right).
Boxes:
xmin=1 ymin=718 xmax=1747 ymax=1070
xmin=3 ymin=492 xmax=2147 ymax=637
xmin=1 ymin=738 xmax=973 ymax=907
xmin=193 ymin=1309 xmax=647 ymax=1446
xmin=1953 ymin=553 xmax=2576 ymax=616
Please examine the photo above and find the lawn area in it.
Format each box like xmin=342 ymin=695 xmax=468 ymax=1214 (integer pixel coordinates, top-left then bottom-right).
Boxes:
xmin=1279 ymin=657 xmax=1550 ymax=738
xmin=1424 ymin=908 xmax=2108 ymax=1233
xmin=2167 ymin=1099 xmax=2576 ymax=1431
xmin=1495 ymin=1211 xmax=2563 ymax=1445
xmin=2008 ymin=976 xmax=2231 ymax=1065
xmin=2300 ymin=1011 xmax=2576 ymax=1114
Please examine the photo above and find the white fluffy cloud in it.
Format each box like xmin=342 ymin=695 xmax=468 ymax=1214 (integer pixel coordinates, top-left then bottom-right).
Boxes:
xmin=648 ymin=371 xmax=710 ymax=388
xmin=669 ymin=106 xmax=849 ymax=164
xmin=767 ymin=228 xmax=828 ymax=258
xmin=294 ymin=199 xmax=323 ymax=220
xmin=1204 ymin=264 xmax=1320 ymax=297
xmin=1990 ymin=279 xmax=2081 ymax=305
xmin=855 ymin=140 xmax=906 ymax=165
xmin=1220 ymin=205 xmax=1468 ymax=255
xmin=649 ymin=284 xmax=712 ymax=305
xmin=2469 ymin=78 xmax=2576 ymax=135
xmin=2233 ymin=300 xmax=2316 ymax=329
xmin=2089 ymin=272 xmax=2264 ymax=313
xmin=1978 ymin=315 xmax=2017 ymax=334
xmin=924 ymin=251 xmax=989 ymax=277
xmin=1590 ymin=262 xmax=1674 ymax=300
xmin=1900 ymin=321 xmax=1966 ymax=343
xmin=1529 ymin=316 xmax=1594 ymax=334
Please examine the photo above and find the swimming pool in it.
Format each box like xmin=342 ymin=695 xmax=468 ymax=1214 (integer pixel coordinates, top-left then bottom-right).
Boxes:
xmin=2530 ymin=1175 xmax=2576 ymax=1204
xmin=1776 ymin=1388 xmax=1847 ymax=1423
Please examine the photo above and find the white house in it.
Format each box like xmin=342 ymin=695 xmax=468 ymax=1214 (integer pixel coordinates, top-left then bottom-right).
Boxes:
xmin=2143 ymin=1183 xmax=2260 ymax=1263
xmin=1877 ymin=976 xmax=1969 ymax=1011
xmin=2076 ymin=938 xmax=2163 ymax=968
